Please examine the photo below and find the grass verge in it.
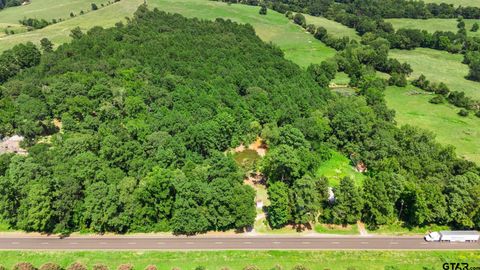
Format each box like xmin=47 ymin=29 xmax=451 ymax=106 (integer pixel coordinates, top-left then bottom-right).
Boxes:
xmin=314 ymin=224 xmax=359 ymax=235
xmin=0 ymin=251 xmax=478 ymax=269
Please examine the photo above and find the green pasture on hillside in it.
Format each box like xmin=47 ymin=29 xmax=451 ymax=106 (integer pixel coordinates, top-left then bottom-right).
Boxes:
xmin=386 ymin=18 xmax=480 ymax=38
xmin=0 ymin=0 xmax=336 ymax=67
xmin=390 ymin=48 xmax=480 ymax=100
xmin=303 ymin=14 xmax=360 ymax=40
xmin=385 ymin=85 xmax=480 ymax=163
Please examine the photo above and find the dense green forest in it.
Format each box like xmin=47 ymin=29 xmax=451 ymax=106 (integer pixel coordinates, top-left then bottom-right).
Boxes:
xmin=0 ymin=6 xmax=479 ymax=234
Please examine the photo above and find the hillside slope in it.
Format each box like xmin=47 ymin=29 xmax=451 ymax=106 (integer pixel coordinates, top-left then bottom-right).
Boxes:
xmin=0 ymin=0 xmax=335 ymax=67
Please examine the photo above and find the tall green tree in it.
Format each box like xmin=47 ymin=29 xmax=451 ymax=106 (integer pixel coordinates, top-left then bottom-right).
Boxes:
xmin=267 ymin=181 xmax=291 ymax=229
xmin=332 ymin=177 xmax=363 ymax=225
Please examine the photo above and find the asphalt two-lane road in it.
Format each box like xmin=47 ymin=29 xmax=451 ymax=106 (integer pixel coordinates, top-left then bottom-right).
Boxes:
xmin=0 ymin=236 xmax=478 ymax=250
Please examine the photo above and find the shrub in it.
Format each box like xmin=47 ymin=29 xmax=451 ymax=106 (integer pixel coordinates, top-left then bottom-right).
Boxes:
xmin=429 ymin=95 xmax=444 ymax=104
xmin=306 ymin=24 xmax=316 ymax=34
xmin=475 ymin=110 xmax=480 ymax=118
xmin=292 ymin=265 xmax=309 ymax=270
xmin=388 ymin=72 xmax=407 ymax=87
xmin=91 ymin=3 xmax=98 ymax=10
xmin=117 ymin=265 xmax=133 ymax=270
xmin=458 ymin=109 xmax=469 ymax=117
xmin=270 ymin=265 xmax=284 ymax=270
xmin=67 ymin=263 xmax=86 ymax=270
xmin=285 ymin=11 xmax=293 ymax=19
xmin=243 ymin=266 xmax=260 ymax=270
xmin=93 ymin=265 xmax=109 ymax=270
xmin=293 ymin=13 xmax=306 ymax=28
xmin=12 ymin=263 xmax=36 ymax=270
xmin=259 ymin=5 xmax=267 ymax=15
xmin=39 ymin=263 xmax=62 ymax=270
xmin=194 ymin=267 xmax=206 ymax=270
xmin=144 ymin=266 xmax=157 ymax=270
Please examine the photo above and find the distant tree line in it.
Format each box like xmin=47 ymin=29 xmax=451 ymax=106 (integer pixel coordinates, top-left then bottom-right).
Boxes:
xmin=230 ymin=0 xmax=480 ymax=20
xmin=0 ymin=7 xmax=479 ymax=235
xmin=19 ymin=18 xmax=52 ymax=30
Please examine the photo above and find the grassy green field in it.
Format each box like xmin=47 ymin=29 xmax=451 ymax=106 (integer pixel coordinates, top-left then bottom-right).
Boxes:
xmin=315 ymin=150 xmax=365 ymax=187
xmin=423 ymin=0 xmax=480 ymax=7
xmin=0 ymin=0 xmax=111 ymax=24
xmin=303 ymin=14 xmax=360 ymax=40
xmin=386 ymin=18 xmax=480 ymax=38
xmin=0 ymin=0 xmax=336 ymax=68
xmin=0 ymin=0 xmax=143 ymax=52
xmin=385 ymin=85 xmax=480 ymax=163
xmin=0 ymin=251 xmax=478 ymax=269
xmin=390 ymin=48 xmax=480 ymax=100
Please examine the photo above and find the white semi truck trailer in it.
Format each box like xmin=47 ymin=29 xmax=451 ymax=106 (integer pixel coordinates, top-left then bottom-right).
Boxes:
xmin=424 ymin=230 xmax=480 ymax=242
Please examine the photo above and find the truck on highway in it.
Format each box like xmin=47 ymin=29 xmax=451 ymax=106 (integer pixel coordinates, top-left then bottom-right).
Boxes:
xmin=424 ymin=231 xmax=479 ymax=242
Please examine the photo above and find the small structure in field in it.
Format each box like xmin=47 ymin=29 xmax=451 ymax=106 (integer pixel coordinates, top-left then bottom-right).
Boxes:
xmin=256 ymin=200 xmax=264 ymax=209
xmin=328 ymin=187 xmax=335 ymax=203
xmin=0 ymin=135 xmax=27 ymax=155
xmin=355 ymin=161 xmax=367 ymax=173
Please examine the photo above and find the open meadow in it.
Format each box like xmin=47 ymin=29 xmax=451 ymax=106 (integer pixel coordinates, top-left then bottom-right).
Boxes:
xmin=390 ymin=48 xmax=480 ymax=100
xmin=386 ymin=18 xmax=480 ymax=38
xmin=385 ymin=85 xmax=480 ymax=163
xmin=0 ymin=0 xmax=111 ymax=24
xmin=303 ymin=14 xmax=360 ymax=40
xmin=0 ymin=250 xmax=478 ymax=270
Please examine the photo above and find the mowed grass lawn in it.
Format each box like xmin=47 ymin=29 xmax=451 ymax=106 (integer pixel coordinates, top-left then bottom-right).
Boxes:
xmin=315 ymin=150 xmax=365 ymax=187
xmin=387 ymin=18 xmax=480 ymax=38
xmin=385 ymin=85 xmax=480 ymax=163
xmin=0 ymin=251 xmax=478 ymax=269
xmin=0 ymin=0 xmax=336 ymax=68
xmin=390 ymin=48 xmax=480 ymax=100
